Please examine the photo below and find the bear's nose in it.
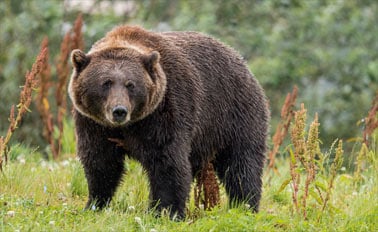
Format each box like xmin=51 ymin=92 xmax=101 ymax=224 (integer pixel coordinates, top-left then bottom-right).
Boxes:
xmin=112 ymin=106 xmax=128 ymax=123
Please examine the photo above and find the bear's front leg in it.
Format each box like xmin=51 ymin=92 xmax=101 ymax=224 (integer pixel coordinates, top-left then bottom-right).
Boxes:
xmin=81 ymin=150 xmax=126 ymax=210
xmin=74 ymin=112 xmax=126 ymax=210
xmin=143 ymin=149 xmax=192 ymax=219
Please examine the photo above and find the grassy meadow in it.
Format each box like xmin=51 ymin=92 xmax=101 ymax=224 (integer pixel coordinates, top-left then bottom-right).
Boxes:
xmin=1 ymin=137 xmax=377 ymax=231
xmin=1 ymin=2 xmax=377 ymax=231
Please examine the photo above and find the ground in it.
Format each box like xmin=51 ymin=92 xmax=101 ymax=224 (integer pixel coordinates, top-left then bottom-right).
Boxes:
xmin=1 ymin=147 xmax=377 ymax=231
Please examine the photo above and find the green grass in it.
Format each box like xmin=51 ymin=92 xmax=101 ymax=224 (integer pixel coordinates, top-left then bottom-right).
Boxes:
xmin=1 ymin=149 xmax=377 ymax=232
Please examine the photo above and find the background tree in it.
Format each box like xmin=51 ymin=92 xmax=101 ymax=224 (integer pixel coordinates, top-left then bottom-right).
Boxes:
xmin=0 ymin=0 xmax=377 ymax=155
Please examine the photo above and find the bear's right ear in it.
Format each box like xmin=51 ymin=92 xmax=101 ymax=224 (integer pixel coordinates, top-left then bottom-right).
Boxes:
xmin=71 ymin=49 xmax=90 ymax=72
xmin=142 ymin=51 xmax=160 ymax=82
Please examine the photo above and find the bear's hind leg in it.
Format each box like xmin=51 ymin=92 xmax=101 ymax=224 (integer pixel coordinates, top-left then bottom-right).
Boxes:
xmin=215 ymin=144 xmax=265 ymax=212
xmin=144 ymin=152 xmax=192 ymax=219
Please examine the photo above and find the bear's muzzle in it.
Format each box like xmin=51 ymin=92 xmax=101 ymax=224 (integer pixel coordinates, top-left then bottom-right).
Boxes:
xmin=112 ymin=105 xmax=128 ymax=124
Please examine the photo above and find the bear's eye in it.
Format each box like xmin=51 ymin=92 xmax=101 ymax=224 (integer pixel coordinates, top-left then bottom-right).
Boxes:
xmin=102 ymin=79 xmax=113 ymax=89
xmin=125 ymin=82 xmax=135 ymax=91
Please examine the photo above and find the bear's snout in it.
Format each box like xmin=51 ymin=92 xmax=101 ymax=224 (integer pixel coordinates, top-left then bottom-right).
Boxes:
xmin=112 ymin=106 xmax=128 ymax=123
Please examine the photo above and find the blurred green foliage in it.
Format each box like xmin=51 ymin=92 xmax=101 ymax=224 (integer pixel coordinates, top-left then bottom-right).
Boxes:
xmin=0 ymin=0 xmax=377 ymax=151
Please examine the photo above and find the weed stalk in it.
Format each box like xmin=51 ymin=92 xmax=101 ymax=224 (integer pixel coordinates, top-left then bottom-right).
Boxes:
xmin=320 ymin=140 xmax=343 ymax=218
xmin=35 ymin=13 xmax=84 ymax=159
xmin=194 ymin=162 xmax=220 ymax=210
xmin=268 ymin=86 xmax=298 ymax=172
xmin=363 ymin=91 xmax=378 ymax=147
xmin=0 ymin=44 xmax=46 ymax=170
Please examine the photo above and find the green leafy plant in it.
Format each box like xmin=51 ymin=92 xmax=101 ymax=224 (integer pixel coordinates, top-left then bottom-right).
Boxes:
xmin=280 ymin=103 xmax=344 ymax=220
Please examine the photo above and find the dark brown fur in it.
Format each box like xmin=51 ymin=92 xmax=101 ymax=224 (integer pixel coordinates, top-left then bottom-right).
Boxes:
xmin=69 ymin=25 xmax=269 ymax=219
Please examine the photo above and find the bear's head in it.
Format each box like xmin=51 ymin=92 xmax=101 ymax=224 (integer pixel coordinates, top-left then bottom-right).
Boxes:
xmin=68 ymin=48 xmax=167 ymax=127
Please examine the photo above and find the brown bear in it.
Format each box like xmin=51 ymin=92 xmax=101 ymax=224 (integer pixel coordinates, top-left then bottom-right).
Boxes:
xmin=69 ymin=25 xmax=269 ymax=219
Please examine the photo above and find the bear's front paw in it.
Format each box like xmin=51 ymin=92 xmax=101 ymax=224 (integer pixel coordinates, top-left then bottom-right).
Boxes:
xmin=84 ymin=198 xmax=110 ymax=211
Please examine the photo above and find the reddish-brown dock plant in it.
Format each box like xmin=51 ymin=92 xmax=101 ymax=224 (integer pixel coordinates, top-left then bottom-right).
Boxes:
xmin=268 ymin=86 xmax=298 ymax=172
xmin=0 ymin=44 xmax=46 ymax=170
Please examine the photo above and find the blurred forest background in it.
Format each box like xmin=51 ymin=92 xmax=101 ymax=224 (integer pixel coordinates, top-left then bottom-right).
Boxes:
xmin=0 ymin=0 xmax=377 ymax=155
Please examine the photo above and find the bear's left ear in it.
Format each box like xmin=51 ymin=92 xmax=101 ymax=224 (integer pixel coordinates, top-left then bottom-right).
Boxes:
xmin=142 ymin=51 xmax=160 ymax=80
xmin=71 ymin=49 xmax=90 ymax=72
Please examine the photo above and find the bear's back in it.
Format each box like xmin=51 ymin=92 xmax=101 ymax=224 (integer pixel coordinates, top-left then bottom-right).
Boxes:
xmin=161 ymin=30 xmax=266 ymax=116
xmin=88 ymin=25 xmax=268 ymax=143
xmin=159 ymin=31 xmax=268 ymax=155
